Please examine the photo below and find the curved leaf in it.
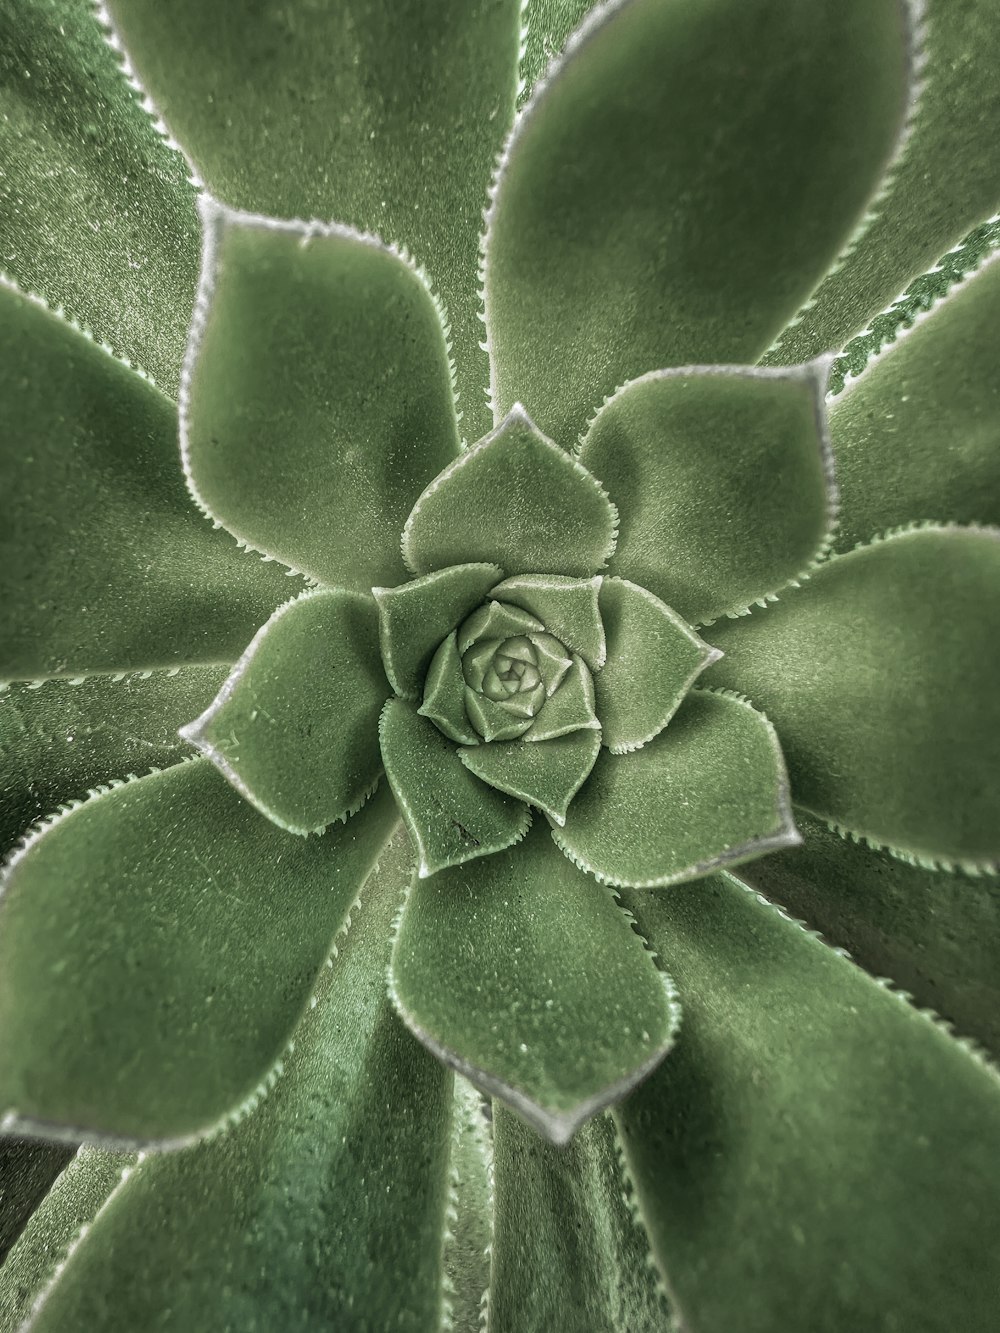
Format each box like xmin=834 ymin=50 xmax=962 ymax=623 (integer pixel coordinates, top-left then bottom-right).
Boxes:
xmin=459 ymin=729 xmax=601 ymax=826
xmin=490 ymin=574 xmax=605 ymax=669
xmin=443 ymin=1079 xmax=493 ymax=1333
xmin=419 ymin=632 xmax=481 ymax=745
xmin=0 ymin=1140 xmax=73 ymax=1268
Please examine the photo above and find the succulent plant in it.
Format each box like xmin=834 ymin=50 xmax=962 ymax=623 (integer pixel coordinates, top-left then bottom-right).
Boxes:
xmin=2 ymin=0 xmax=1000 ymax=1329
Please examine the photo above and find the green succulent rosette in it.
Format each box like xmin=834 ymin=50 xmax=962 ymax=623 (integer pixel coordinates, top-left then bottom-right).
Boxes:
xmin=2 ymin=0 xmax=1000 ymax=1330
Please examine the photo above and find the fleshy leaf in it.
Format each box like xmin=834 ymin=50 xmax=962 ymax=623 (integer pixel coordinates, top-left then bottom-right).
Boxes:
xmin=403 ymin=407 xmax=618 ymax=577
xmin=707 ymin=526 xmax=1000 ymax=869
xmin=182 ymin=204 xmax=460 ymax=589
xmin=594 ymin=578 xmax=720 ymax=754
xmin=554 ymin=690 xmax=797 ymax=886
xmin=518 ymin=0 xmax=599 ymax=108
xmin=484 ymin=0 xmax=914 ymax=446
xmin=490 ymin=574 xmax=605 ymax=669
xmin=390 ymin=820 xmax=679 ymax=1143
xmin=181 ymin=591 xmax=388 ymax=834
xmin=0 ymin=763 xmax=397 ymax=1144
xmin=105 ymin=0 xmax=523 ymax=442
xmin=443 ymin=1079 xmax=493 ymax=1333
xmin=374 ymin=564 xmax=503 ymax=701
xmin=24 ymin=829 xmax=458 ymax=1332
xmin=580 ymin=363 xmax=835 ymax=625
xmin=523 ymin=655 xmax=599 ymax=742
xmin=0 ymin=1140 xmax=73 ymax=1270
xmin=457 ymin=600 xmax=544 ymax=653
xmin=418 ymin=633 xmax=480 ymax=745
xmin=828 ymin=255 xmax=1000 ymax=550
xmin=0 ymin=282 xmax=297 ymax=683
xmin=458 ymin=729 xmax=601 ymax=826
xmin=379 ymin=699 xmax=530 ymax=876
xmin=616 ymin=874 xmax=1000 ymax=1333
xmin=464 ymin=689 xmax=538 ymax=743
xmin=529 ymin=633 xmax=574 ymax=696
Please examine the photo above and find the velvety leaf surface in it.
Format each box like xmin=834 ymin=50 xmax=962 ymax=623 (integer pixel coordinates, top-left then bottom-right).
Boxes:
xmin=489 ymin=1108 xmax=672 ymax=1333
xmin=0 ymin=0 xmax=198 ymax=393
xmin=490 ymin=574 xmax=605 ymax=669
xmin=419 ymin=633 xmax=480 ymax=745
xmin=708 ymin=527 xmax=1000 ymax=868
xmin=580 ymin=364 xmax=834 ymax=626
xmin=523 ymin=655 xmax=599 ymax=742
xmin=485 ymin=0 xmax=913 ymax=446
xmin=390 ymin=820 xmax=679 ymax=1143
xmin=0 ymin=283 xmax=297 ymax=683
xmin=0 ymin=666 xmax=227 ymax=860
xmin=0 ymin=763 xmax=397 ymax=1144
xmin=380 ymin=700 xmax=530 ymax=877
xmin=183 ymin=207 xmax=460 ymax=588
xmin=828 ymin=255 xmax=1000 ymax=550
xmin=442 ymin=1079 xmax=492 ymax=1333
xmin=26 ymin=828 xmax=458 ymax=1333
xmin=375 ymin=564 xmax=503 ymax=701
xmin=556 ymin=691 xmax=797 ymax=886
xmin=616 ymin=874 xmax=1000 ymax=1333
xmin=182 ymin=591 xmax=388 ymax=834
xmin=403 ymin=407 xmax=617 ymax=578
xmin=766 ymin=0 xmax=1000 ymax=368
xmin=594 ymin=578 xmax=719 ymax=754
xmin=105 ymin=0 xmax=524 ymax=442
xmin=0 ymin=1141 xmax=73 ymax=1266
xmin=736 ymin=810 xmax=1000 ymax=1061
xmin=459 ymin=729 xmax=601 ymax=826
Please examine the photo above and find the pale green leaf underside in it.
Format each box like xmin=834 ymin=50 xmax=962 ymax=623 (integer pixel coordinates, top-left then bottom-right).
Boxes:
xmin=828 ymin=254 xmax=1000 ymax=550
xmin=489 ymin=1108 xmax=672 ymax=1333
xmin=485 ymin=0 xmax=913 ymax=447
xmin=0 ymin=0 xmax=199 ymax=394
xmin=708 ymin=526 xmax=1000 ymax=867
xmin=490 ymin=574 xmax=606 ymax=669
xmin=458 ymin=728 xmax=601 ymax=826
xmin=182 ymin=207 xmax=460 ymax=589
xmin=0 ymin=764 xmax=397 ymax=1144
xmin=105 ymin=0 xmax=524 ymax=442
xmin=182 ymin=590 xmax=388 ymax=834
xmin=402 ymin=408 xmax=617 ymax=578
xmin=555 ymin=690 xmax=797 ymax=887
xmin=0 ymin=283 xmax=296 ymax=683
xmin=391 ymin=820 xmax=679 ymax=1142
xmin=25 ymin=828 xmax=458 ymax=1333
xmin=616 ymin=874 xmax=1000 ymax=1333
xmin=580 ymin=364 xmax=834 ymax=626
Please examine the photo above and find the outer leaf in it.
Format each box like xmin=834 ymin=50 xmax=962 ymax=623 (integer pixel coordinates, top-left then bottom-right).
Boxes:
xmin=403 ymin=407 xmax=618 ymax=578
xmin=379 ymin=700 xmax=530 ymax=877
xmin=458 ymin=729 xmax=601 ymax=826
xmin=391 ymin=820 xmax=679 ymax=1143
xmin=25 ymin=829 xmax=458 ymax=1333
xmin=182 ymin=204 xmax=460 ymax=588
xmin=0 ymin=1 xmax=198 ymax=393
xmin=594 ymin=578 xmax=720 ymax=754
xmin=0 ymin=763 xmax=397 ymax=1144
xmin=580 ymin=363 xmax=835 ymax=625
xmin=616 ymin=873 xmax=1000 ymax=1333
xmin=490 ymin=574 xmax=605 ymax=669
xmin=0 ymin=283 xmax=296 ymax=683
xmin=554 ymin=691 xmax=798 ymax=886
xmin=827 ymin=255 xmax=1000 ymax=551
xmin=708 ymin=526 xmax=1000 ymax=869
xmin=104 ymin=0 xmax=524 ymax=442
xmin=181 ymin=591 xmax=388 ymax=834
xmin=518 ymin=0 xmax=599 ymax=108
xmin=484 ymin=0 xmax=914 ymax=446
xmin=0 ymin=1141 xmax=73 ymax=1267
xmin=489 ymin=1108 xmax=673 ymax=1333
xmin=442 ymin=1079 xmax=493 ymax=1333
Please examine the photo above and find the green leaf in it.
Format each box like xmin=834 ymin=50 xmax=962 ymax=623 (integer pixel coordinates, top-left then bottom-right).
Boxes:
xmin=419 ymin=632 xmax=480 ymax=745
xmin=390 ymin=820 xmax=679 ymax=1143
xmin=182 ymin=204 xmax=461 ymax=589
xmin=490 ymin=574 xmax=605 ymax=669
xmin=524 ymin=654 xmax=599 ymax=742
xmin=765 ymin=0 xmax=1000 ymax=368
xmin=403 ymin=407 xmax=618 ymax=578
xmin=181 ymin=591 xmax=388 ymax=834
xmin=0 ymin=1140 xmax=73 ymax=1268
xmin=379 ymin=699 xmax=530 ymax=876
xmin=484 ymin=0 xmax=915 ymax=447
xmin=457 ymin=600 xmax=545 ymax=653
xmin=518 ymin=0 xmax=600 ymax=108
xmin=594 ymin=578 xmax=720 ymax=754
xmin=580 ymin=364 xmax=835 ymax=626
xmin=489 ymin=1107 xmax=673 ymax=1333
xmin=0 ymin=1 xmax=199 ymax=394
xmin=459 ymin=729 xmax=601 ymax=826
xmin=707 ymin=526 xmax=1000 ymax=870
xmin=554 ymin=690 xmax=798 ymax=886
xmin=827 ymin=255 xmax=1000 ymax=551
xmin=736 ymin=809 xmax=1000 ymax=1063
xmin=0 ymin=762 xmax=397 ymax=1144
xmin=616 ymin=873 xmax=1000 ymax=1333
xmin=442 ymin=1080 xmax=493 ymax=1332
xmin=0 ymin=283 xmax=297 ymax=683
xmin=24 ymin=829 xmax=458 ymax=1333
xmin=464 ymin=689 xmax=538 ymax=743
xmin=104 ymin=0 xmax=524 ymax=442
xmin=375 ymin=564 xmax=503 ymax=701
